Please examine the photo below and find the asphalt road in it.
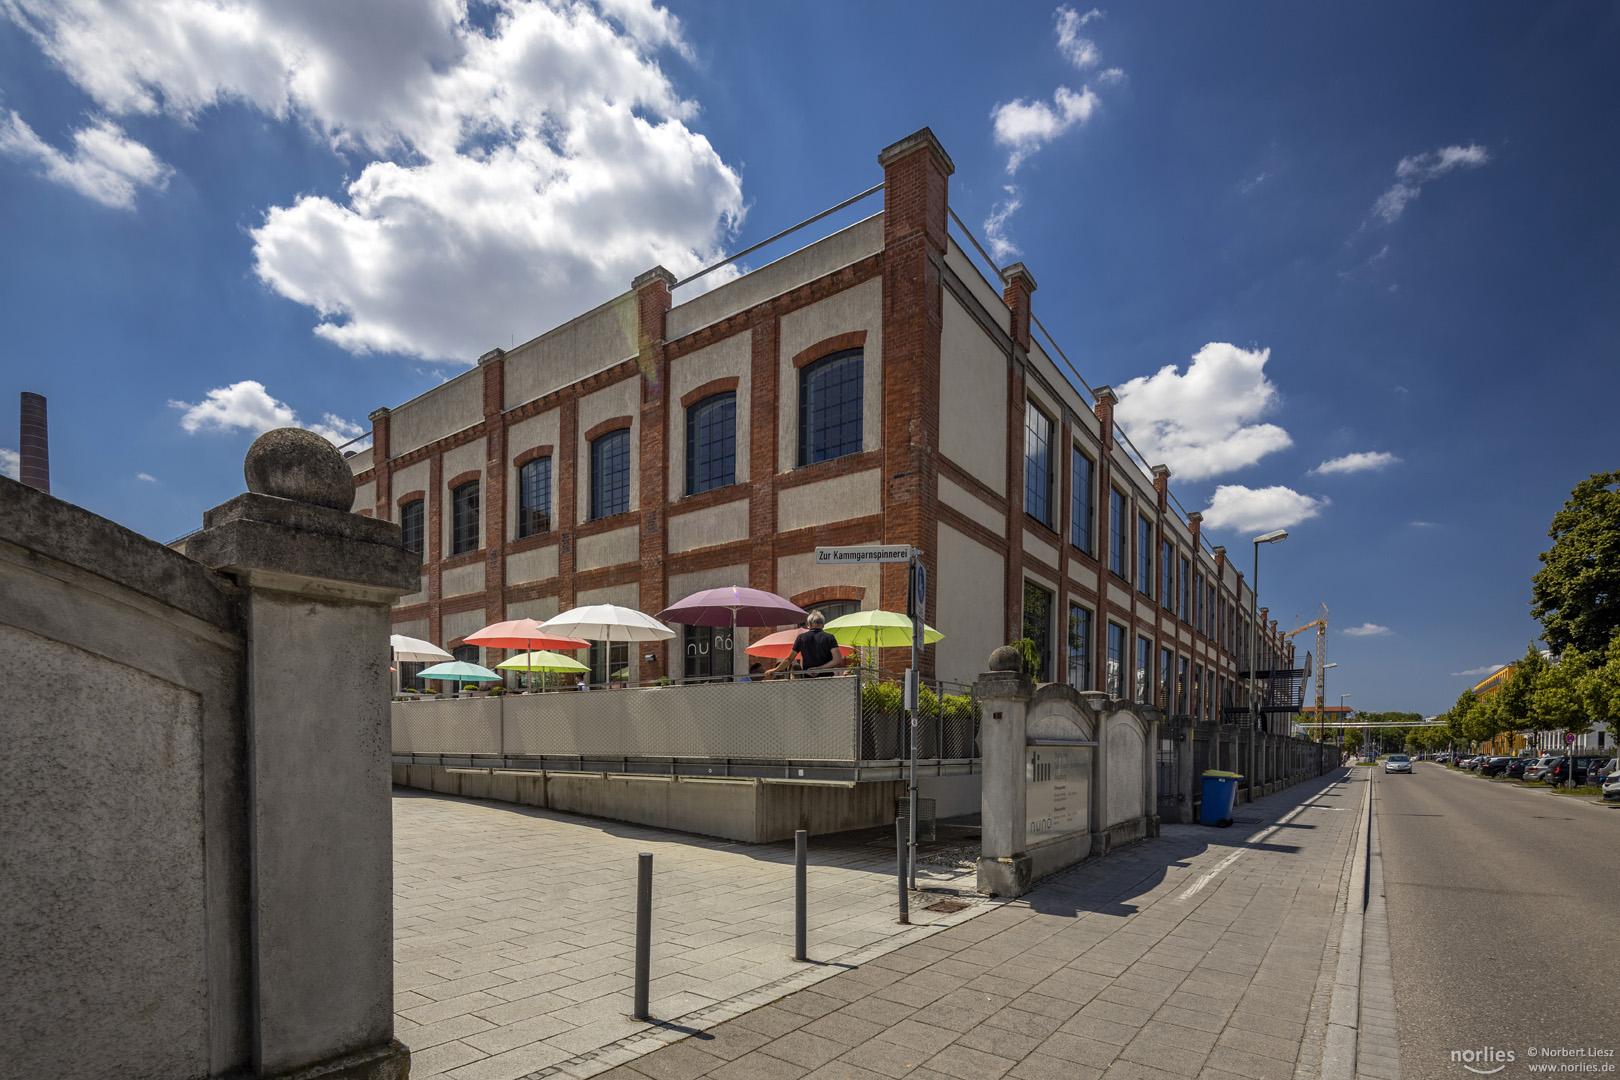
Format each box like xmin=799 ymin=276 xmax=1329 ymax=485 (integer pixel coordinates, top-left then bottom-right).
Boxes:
xmin=1376 ymin=762 xmax=1620 ymax=1080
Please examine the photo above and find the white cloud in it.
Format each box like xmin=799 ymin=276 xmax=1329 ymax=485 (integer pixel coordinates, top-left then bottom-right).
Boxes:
xmin=1344 ymin=623 xmax=1391 ymax=637
xmin=1310 ymin=451 xmax=1401 ymax=476
xmin=1410 ymin=520 xmax=1437 ymax=528
xmin=983 ymin=186 xmax=1024 ymax=262
xmin=170 ymin=379 xmax=363 ymax=444
xmin=1372 ymin=143 xmax=1489 ymax=224
xmin=1114 ymin=342 xmax=1293 ymax=480
xmin=3 ymin=0 xmax=744 ymax=362
xmin=1240 ymin=170 xmax=1270 ymax=194
xmin=1055 ymin=6 xmax=1103 ymax=69
xmin=1198 ymin=484 xmax=1328 ymax=533
xmin=1097 ymin=67 xmax=1126 ymax=85
xmin=0 ymin=448 xmax=18 ymax=480
xmin=0 ymin=111 xmax=171 ymax=209
xmin=992 ymin=85 xmax=1100 ymax=175
xmin=136 ymin=472 xmax=157 ymax=483
xmin=1451 ymin=664 xmax=1505 ymax=678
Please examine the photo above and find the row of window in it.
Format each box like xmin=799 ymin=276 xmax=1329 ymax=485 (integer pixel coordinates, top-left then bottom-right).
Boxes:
xmin=1022 ymin=580 xmax=1248 ymax=721
xmin=396 ymin=350 xmax=866 ymax=557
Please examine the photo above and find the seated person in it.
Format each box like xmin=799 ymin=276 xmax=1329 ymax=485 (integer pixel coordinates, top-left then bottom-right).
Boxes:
xmin=769 ymin=611 xmax=845 ymax=679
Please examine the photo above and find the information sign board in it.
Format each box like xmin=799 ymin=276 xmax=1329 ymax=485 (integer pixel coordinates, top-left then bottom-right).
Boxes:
xmin=1026 ymin=745 xmax=1090 ymax=842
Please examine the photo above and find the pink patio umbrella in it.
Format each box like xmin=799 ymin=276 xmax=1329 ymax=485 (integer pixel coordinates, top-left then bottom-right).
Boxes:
xmin=657 ymin=586 xmax=808 ymax=678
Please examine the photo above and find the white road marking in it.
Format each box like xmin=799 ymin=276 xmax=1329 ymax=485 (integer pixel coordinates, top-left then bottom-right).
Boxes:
xmin=1176 ymin=780 xmax=1346 ymax=901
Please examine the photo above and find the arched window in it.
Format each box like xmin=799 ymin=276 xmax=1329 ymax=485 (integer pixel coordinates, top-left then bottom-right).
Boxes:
xmin=798 ymin=349 xmax=863 ymax=466
xmin=399 ymin=498 xmax=424 ymax=556
xmin=686 ymin=392 xmax=736 ymax=495
xmin=517 ymin=456 xmax=551 ymax=537
xmin=591 ymin=429 xmax=631 ymax=519
xmin=450 ymin=480 xmax=479 ymax=555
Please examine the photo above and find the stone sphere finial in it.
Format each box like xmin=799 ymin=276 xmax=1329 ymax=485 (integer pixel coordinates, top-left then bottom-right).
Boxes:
xmin=988 ymin=645 xmax=1023 ymax=673
xmin=244 ymin=428 xmax=355 ymax=511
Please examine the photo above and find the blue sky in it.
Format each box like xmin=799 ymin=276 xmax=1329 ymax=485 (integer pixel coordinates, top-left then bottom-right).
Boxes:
xmin=2 ymin=1 xmax=1615 ymax=714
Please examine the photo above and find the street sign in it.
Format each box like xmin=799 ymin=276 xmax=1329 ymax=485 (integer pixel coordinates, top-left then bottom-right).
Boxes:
xmin=1565 ymin=733 xmax=1576 ymax=744
xmin=912 ymin=561 xmax=927 ymax=616
xmin=814 ymin=545 xmax=915 ymax=565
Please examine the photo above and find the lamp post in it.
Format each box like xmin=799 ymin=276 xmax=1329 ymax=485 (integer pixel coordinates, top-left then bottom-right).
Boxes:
xmin=1247 ymin=529 xmax=1288 ymax=801
xmin=1319 ymin=662 xmax=1338 ymax=741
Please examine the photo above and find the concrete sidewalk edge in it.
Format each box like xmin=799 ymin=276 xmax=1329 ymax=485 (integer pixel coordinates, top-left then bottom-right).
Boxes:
xmin=1322 ymin=770 xmax=1373 ymax=1080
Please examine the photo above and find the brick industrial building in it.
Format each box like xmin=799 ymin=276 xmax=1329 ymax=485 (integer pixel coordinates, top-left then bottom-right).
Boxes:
xmin=348 ymin=127 xmax=1295 ymax=716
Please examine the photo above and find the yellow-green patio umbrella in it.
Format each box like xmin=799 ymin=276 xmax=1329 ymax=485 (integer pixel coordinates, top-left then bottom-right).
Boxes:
xmin=823 ymin=610 xmax=944 ymax=649
xmin=496 ymin=650 xmax=589 ymax=689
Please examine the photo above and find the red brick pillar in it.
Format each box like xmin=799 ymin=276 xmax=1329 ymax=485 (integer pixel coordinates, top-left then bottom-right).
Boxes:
xmin=427 ymin=453 xmax=444 ymax=648
xmin=1092 ymin=386 xmax=1117 ymax=692
xmin=878 ymin=128 xmax=952 ymax=677
xmin=368 ymin=407 xmax=391 ymax=520
xmin=1002 ymin=263 xmax=1036 ymax=352
xmin=19 ymin=392 xmax=48 ymax=494
xmin=748 ymin=313 xmax=781 ymax=624
xmin=634 ymin=266 xmax=675 ymax=683
xmin=480 ymin=349 xmax=508 ymax=638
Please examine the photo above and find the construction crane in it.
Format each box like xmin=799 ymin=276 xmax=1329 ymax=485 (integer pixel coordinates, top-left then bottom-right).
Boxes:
xmin=1286 ymin=604 xmax=1330 ymax=731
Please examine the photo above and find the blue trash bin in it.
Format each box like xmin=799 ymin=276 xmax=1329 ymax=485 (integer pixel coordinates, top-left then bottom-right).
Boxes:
xmin=1200 ymin=770 xmax=1243 ymax=826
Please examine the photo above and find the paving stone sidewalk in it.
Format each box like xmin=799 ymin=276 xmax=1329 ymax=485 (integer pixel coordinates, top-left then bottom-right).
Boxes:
xmin=591 ymin=769 xmax=1367 ymax=1080
xmin=393 ymin=791 xmax=995 ymax=1080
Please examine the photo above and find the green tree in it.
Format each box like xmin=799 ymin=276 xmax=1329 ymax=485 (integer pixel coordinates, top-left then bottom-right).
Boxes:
xmin=1344 ymin=729 xmax=1364 ymax=755
xmin=1534 ymin=649 xmax=1590 ymax=741
xmin=1531 ymin=471 xmax=1620 ymax=655
xmin=1493 ymin=644 xmax=1549 ymax=735
xmin=1577 ymin=636 xmax=1620 ymax=737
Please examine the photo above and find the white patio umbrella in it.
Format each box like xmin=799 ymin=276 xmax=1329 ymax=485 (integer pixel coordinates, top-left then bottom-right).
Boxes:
xmin=538 ymin=605 xmax=675 ymax=686
xmin=390 ymin=634 xmax=453 ymax=694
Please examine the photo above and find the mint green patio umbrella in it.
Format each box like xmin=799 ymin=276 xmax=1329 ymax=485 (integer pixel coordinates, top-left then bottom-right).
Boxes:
xmin=416 ymin=660 xmax=502 ymax=692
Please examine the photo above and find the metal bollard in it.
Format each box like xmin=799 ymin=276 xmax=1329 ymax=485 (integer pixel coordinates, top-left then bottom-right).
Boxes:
xmin=794 ymin=829 xmax=807 ymax=962
xmin=896 ymin=817 xmax=909 ymax=924
xmin=634 ymin=852 xmax=652 ymax=1020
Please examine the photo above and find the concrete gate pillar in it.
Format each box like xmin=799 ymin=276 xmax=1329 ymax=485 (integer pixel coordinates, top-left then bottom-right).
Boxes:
xmin=187 ymin=430 xmax=420 ymax=1080
xmin=975 ymin=648 xmax=1035 ymax=897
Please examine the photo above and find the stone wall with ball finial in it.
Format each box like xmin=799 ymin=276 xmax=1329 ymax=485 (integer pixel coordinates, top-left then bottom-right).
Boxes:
xmin=0 ymin=428 xmax=419 ymax=1080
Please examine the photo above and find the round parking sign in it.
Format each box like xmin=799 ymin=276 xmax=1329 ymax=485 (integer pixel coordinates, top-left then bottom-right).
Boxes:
xmin=1565 ymin=733 xmax=1576 ymax=744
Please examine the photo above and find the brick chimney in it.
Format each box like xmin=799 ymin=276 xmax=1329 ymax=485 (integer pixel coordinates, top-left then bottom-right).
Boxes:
xmin=20 ymin=392 xmax=48 ymax=494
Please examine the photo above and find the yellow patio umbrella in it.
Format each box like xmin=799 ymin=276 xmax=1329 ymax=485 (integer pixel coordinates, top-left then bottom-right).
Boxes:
xmin=496 ymin=650 xmax=589 ymax=690
xmin=822 ymin=610 xmax=944 ymax=648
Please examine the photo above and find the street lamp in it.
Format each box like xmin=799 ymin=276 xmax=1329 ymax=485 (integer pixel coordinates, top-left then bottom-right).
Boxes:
xmin=1247 ymin=529 xmax=1288 ymax=799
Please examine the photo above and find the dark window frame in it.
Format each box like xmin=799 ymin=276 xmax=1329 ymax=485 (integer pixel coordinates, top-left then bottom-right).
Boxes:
xmin=1071 ymin=447 xmax=1094 ymax=553
xmin=798 ymin=349 xmax=864 ymax=466
xmin=1137 ymin=517 xmax=1153 ymax=597
xmin=1024 ymin=400 xmax=1054 ymax=528
xmin=400 ymin=498 xmax=425 ymax=556
xmin=590 ymin=428 xmax=632 ymax=520
xmin=1106 ymin=622 xmax=1126 ymax=698
xmin=517 ymin=456 xmax=551 ymax=539
xmin=1023 ymin=580 xmax=1054 ymax=683
xmin=1109 ymin=488 xmax=1128 ymax=579
xmin=686 ymin=391 xmax=737 ymax=496
xmin=450 ymin=480 xmax=480 ymax=555
xmin=1067 ymin=602 xmax=1091 ymax=691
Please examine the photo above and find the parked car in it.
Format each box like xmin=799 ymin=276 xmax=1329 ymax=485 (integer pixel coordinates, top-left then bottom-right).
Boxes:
xmin=1603 ymin=770 xmax=1620 ymax=801
xmin=1479 ymin=756 xmax=1513 ymax=777
xmin=1504 ymin=757 xmax=1532 ymax=780
xmin=1465 ymin=756 xmax=1484 ymax=770
xmin=1591 ymin=758 xmax=1617 ymax=783
xmin=1545 ymin=756 xmax=1605 ymax=786
xmin=1384 ymin=754 xmax=1412 ymax=774
xmin=1524 ymin=755 xmax=1559 ymax=782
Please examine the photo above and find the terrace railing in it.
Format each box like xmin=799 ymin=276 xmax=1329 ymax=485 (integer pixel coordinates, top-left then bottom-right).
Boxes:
xmin=391 ymin=668 xmax=980 ymax=783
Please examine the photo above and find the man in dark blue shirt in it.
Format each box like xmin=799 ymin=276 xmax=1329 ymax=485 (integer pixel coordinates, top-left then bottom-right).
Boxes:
xmin=770 ymin=610 xmax=845 ymax=678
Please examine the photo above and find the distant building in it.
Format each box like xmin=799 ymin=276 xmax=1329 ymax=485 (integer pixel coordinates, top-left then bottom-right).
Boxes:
xmin=1469 ymin=660 xmax=1610 ymax=754
xmin=348 ymin=127 xmax=1294 ymax=717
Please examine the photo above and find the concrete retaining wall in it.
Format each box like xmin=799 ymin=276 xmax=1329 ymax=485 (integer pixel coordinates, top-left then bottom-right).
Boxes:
xmin=0 ymin=432 xmax=415 ymax=1080
xmin=393 ymin=765 xmax=906 ymax=843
